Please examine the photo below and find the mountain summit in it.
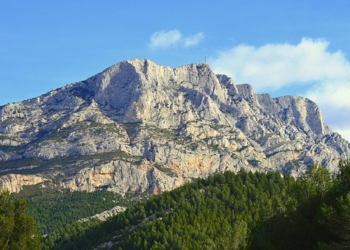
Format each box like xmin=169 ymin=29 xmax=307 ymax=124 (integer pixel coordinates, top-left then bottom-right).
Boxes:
xmin=0 ymin=59 xmax=349 ymax=194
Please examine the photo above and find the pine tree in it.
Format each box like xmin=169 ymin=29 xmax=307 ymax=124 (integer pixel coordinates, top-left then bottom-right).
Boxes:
xmin=0 ymin=189 xmax=41 ymax=250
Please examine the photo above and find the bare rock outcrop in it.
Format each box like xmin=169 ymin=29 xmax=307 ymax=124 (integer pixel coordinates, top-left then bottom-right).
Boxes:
xmin=79 ymin=206 xmax=126 ymax=222
xmin=0 ymin=59 xmax=349 ymax=194
xmin=0 ymin=174 xmax=46 ymax=193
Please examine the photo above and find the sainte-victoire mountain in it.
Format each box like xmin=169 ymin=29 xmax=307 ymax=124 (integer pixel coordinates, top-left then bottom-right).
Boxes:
xmin=1 ymin=59 xmax=349 ymax=194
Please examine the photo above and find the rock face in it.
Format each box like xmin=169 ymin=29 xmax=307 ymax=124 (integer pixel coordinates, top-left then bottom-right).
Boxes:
xmin=0 ymin=174 xmax=46 ymax=193
xmin=79 ymin=206 xmax=126 ymax=222
xmin=0 ymin=59 xmax=349 ymax=194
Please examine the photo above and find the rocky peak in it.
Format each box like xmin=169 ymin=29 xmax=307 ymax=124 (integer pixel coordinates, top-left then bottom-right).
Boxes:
xmin=236 ymin=84 xmax=257 ymax=104
xmin=0 ymin=59 xmax=349 ymax=194
xmin=257 ymin=95 xmax=326 ymax=136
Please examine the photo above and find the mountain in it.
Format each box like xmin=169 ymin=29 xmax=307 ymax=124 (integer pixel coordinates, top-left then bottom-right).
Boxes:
xmin=0 ymin=59 xmax=349 ymax=194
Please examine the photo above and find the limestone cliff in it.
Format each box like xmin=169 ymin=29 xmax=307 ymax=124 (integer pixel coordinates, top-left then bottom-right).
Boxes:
xmin=0 ymin=174 xmax=46 ymax=193
xmin=0 ymin=59 xmax=349 ymax=194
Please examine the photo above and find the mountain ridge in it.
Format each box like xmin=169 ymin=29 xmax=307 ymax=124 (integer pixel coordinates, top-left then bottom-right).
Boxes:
xmin=0 ymin=59 xmax=349 ymax=194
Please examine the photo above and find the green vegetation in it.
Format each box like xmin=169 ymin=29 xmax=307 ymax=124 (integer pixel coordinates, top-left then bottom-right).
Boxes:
xmin=37 ymin=159 xmax=350 ymax=249
xmin=146 ymin=126 xmax=176 ymax=141
xmin=0 ymin=189 xmax=41 ymax=249
xmin=3 ymin=159 xmax=350 ymax=249
xmin=16 ymin=185 xmax=140 ymax=235
xmin=122 ymin=122 xmax=142 ymax=139
xmin=88 ymin=122 xmax=124 ymax=136
xmin=154 ymin=164 xmax=177 ymax=177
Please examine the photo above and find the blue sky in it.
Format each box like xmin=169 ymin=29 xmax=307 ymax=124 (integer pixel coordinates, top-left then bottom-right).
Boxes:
xmin=1 ymin=1 xmax=350 ymax=140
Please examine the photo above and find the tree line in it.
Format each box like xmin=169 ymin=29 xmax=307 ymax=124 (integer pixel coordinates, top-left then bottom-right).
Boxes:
xmin=2 ymin=159 xmax=350 ymax=249
xmin=43 ymin=159 xmax=350 ymax=249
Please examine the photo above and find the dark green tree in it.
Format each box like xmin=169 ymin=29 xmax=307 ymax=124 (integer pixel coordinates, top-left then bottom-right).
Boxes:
xmin=336 ymin=159 xmax=350 ymax=193
xmin=317 ymin=159 xmax=350 ymax=249
xmin=0 ymin=189 xmax=41 ymax=250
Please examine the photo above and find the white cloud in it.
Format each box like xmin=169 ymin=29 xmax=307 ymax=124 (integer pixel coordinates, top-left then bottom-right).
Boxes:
xmin=148 ymin=30 xmax=204 ymax=49
xmin=210 ymin=38 xmax=350 ymax=92
xmin=306 ymin=81 xmax=350 ymax=109
xmin=149 ymin=30 xmax=182 ymax=49
xmin=184 ymin=32 xmax=204 ymax=47
xmin=209 ymin=38 xmax=350 ymax=142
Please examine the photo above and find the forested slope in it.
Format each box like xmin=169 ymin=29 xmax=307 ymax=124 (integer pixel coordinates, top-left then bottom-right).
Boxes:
xmin=42 ymin=159 xmax=350 ymax=250
xmin=15 ymin=186 xmax=141 ymax=235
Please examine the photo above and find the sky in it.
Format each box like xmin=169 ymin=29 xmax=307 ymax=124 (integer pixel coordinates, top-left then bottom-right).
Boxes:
xmin=1 ymin=1 xmax=350 ymax=141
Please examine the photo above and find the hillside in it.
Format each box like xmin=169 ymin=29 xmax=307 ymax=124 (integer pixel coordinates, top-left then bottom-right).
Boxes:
xmin=42 ymin=160 xmax=350 ymax=250
xmin=0 ymin=59 xmax=349 ymax=194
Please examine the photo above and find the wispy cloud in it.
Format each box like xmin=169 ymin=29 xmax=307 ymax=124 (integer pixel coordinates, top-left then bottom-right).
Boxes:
xmin=149 ymin=30 xmax=182 ymax=49
xmin=148 ymin=30 xmax=204 ymax=49
xmin=210 ymin=38 xmax=350 ymax=91
xmin=183 ymin=32 xmax=204 ymax=47
xmin=209 ymin=38 xmax=350 ymax=141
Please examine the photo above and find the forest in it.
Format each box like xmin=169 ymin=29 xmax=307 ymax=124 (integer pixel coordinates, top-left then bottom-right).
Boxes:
xmin=16 ymin=186 xmax=140 ymax=235
xmin=1 ymin=159 xmax=350 ymax=249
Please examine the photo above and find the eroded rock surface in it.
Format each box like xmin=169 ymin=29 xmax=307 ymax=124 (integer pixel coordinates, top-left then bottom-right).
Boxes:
xmin=0 ymin=59 xmax=349 ymax=194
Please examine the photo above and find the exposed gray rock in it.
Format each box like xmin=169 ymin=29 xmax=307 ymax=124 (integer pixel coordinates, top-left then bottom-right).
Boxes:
xmin=79 ymin=206 xmax=126 ymax=222
xmin=0 ymin=59 xmax=349 ymax=194
xmin=0 ymin=174 xmax=47 ymax=193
